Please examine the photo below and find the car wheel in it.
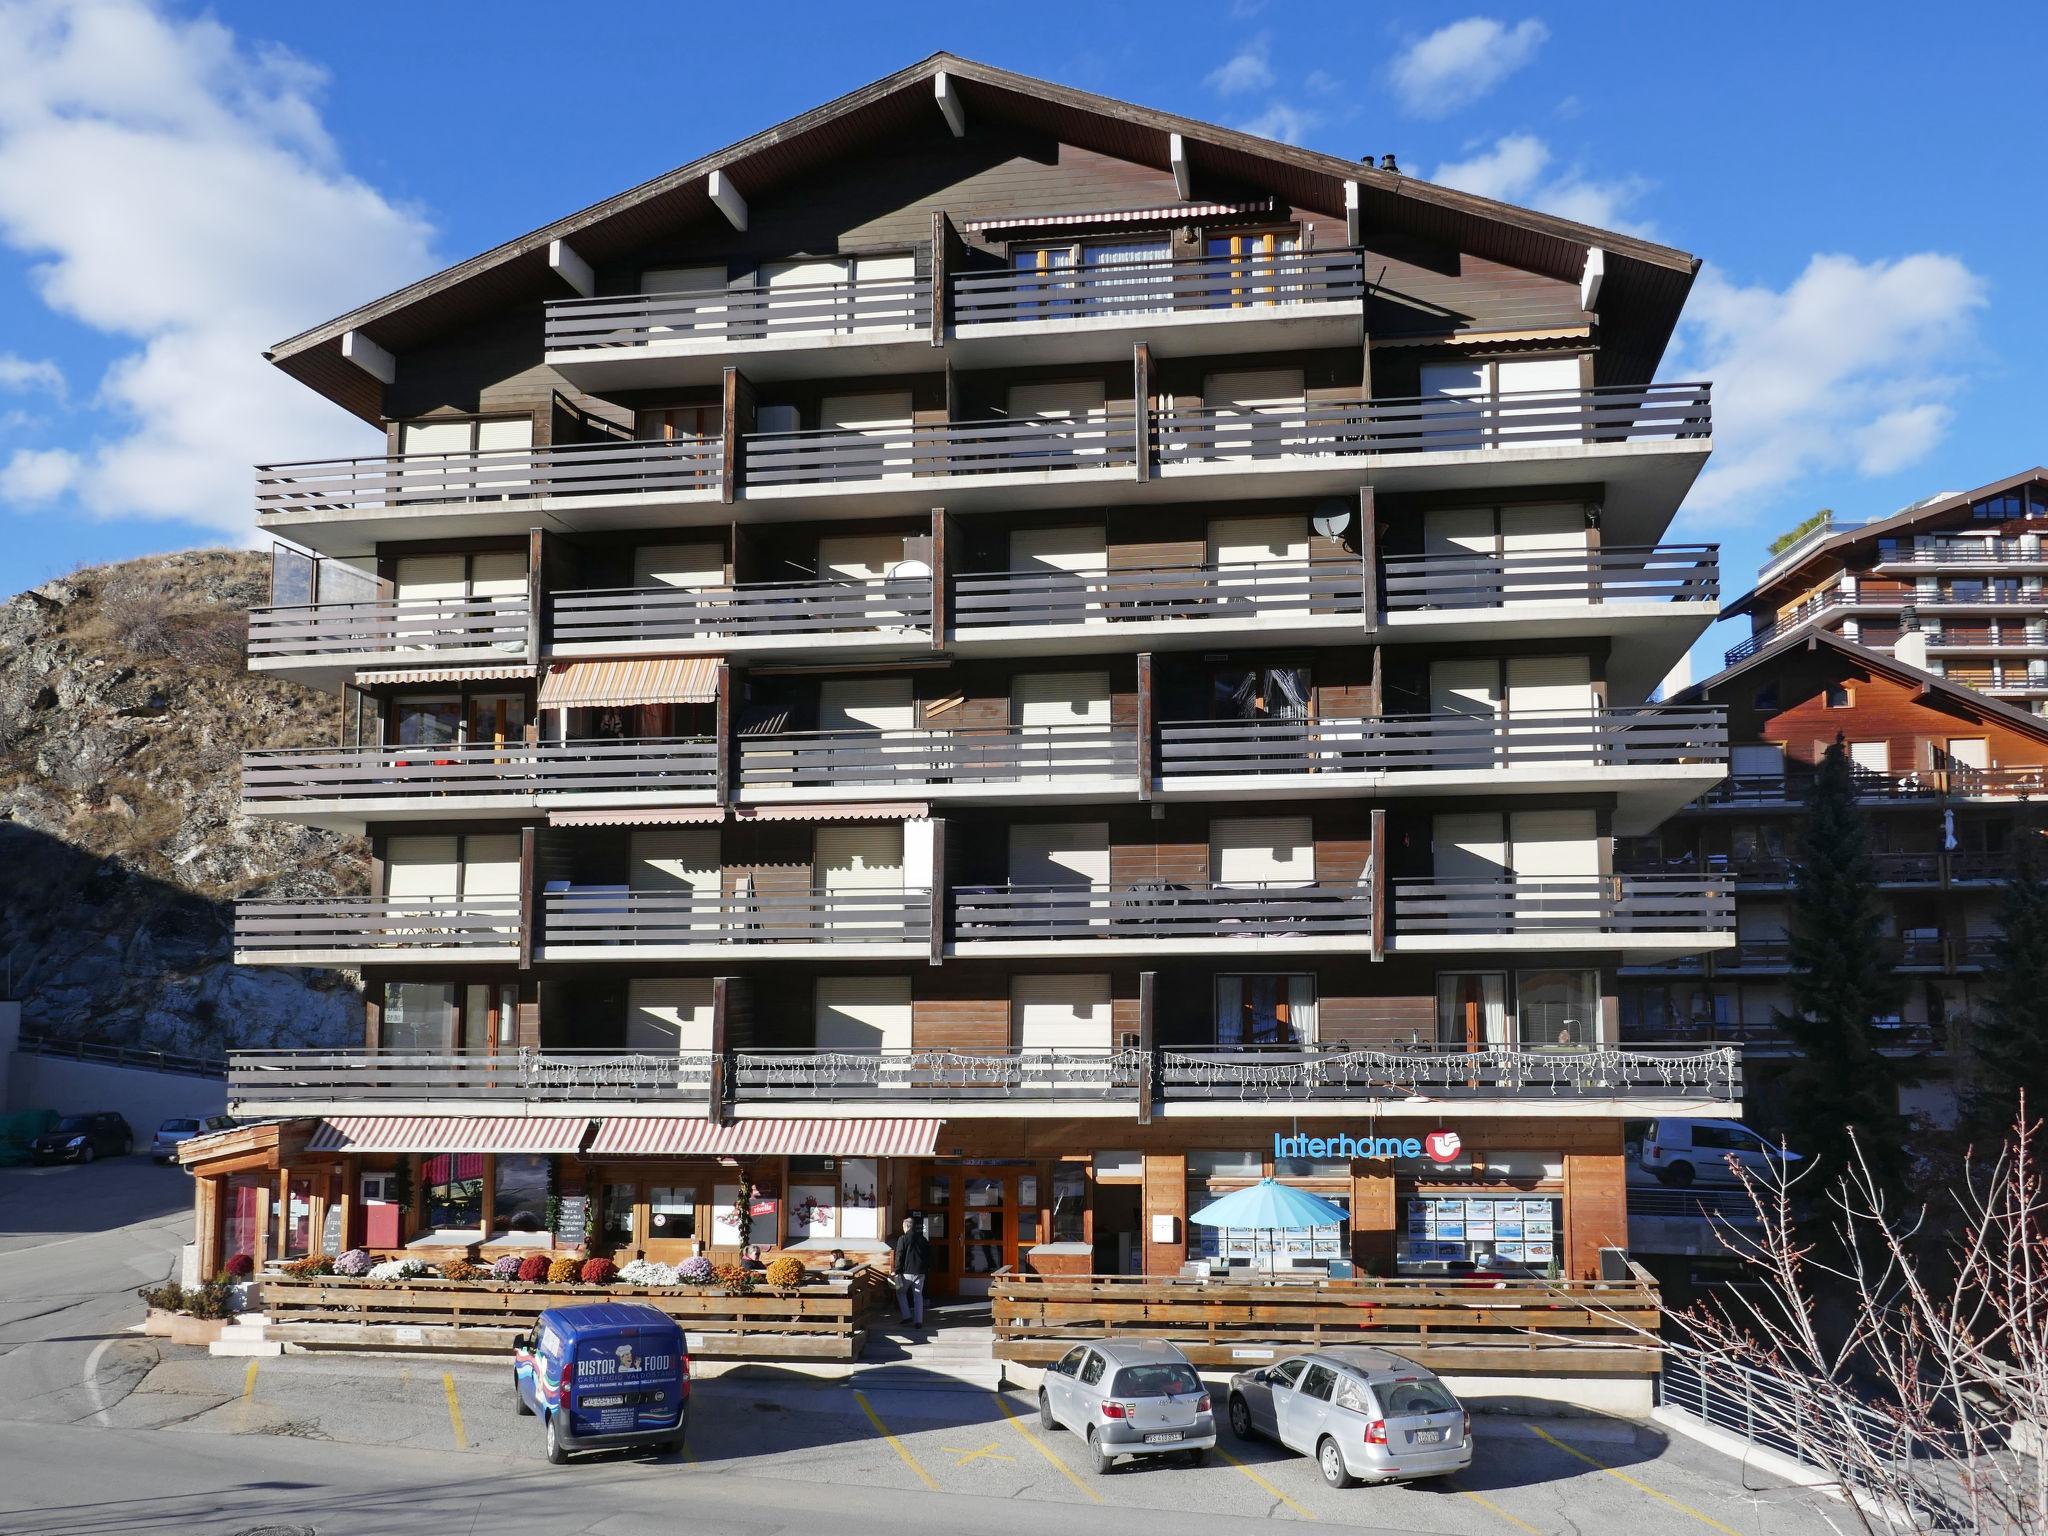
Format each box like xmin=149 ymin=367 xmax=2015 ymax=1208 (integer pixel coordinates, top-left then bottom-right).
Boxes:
xmin=1185 ymin=1447 xmax=1208 ymax=1467
xmin=80 ymin=1144 xmax=94 ymax=1164
xmin=1228 ymin=1394 xmax=1254 ymax=1440
xmin=1661 ymin=1160 xmax=1696 ymax=1187
xmin=1318 ymin=1436 xmax=1358 ymax=1489
xmin=1087 ymin=1427 xmax=1116 ymax=1475
xmin=514 ymin=1372 xmax=532 ymax=1415
xmin=545 ymin=1412 xmax=568 ymax=1464
xmin=1038 ymin=1389 xmax=1058 ymax=1431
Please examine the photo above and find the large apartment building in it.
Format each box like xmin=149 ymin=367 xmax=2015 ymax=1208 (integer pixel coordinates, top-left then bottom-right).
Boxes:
xmin=186 ymin=56 xmax=1735 ymax=1290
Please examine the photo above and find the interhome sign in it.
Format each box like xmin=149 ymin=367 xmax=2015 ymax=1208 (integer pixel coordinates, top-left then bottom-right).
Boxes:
xmin=1271 ymin=1129 xmax=1464 ymax=1164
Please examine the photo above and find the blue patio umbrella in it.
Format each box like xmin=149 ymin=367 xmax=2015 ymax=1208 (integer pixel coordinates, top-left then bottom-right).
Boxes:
xmin=1190 ymin=1179 xmax=1349 ymax=1275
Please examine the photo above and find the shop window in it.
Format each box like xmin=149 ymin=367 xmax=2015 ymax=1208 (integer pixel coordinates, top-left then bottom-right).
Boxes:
xmin=224 ymin=1174 xmax=263 ymax=1267
xmin=839 ymin=1158 xmax=881 ymax=1242
xmin=649 ymin=1187 xmax=698 ymax=1243
xmin=1271 ymin=1155 xmax=1349 ymax=1180
xmin=1215 ymin=974 xmax=1316 ymax=1046
xmin=282 ymin=1175 xmax=314 ymax=1258
xmin=1189 ymin=1149 xmax=1262 ymax=1179
xmin=1402 ymin=1193 xmax=1560 ymax=1274
xmin=1051 ymin=1165 xmax=1086 ymax=1243
xmin=1092 ymin=1150 xmax=1142 ymax=1180
xmin=422 ymin=1153 xmax=484 ymax=1231
xmin=1514 ymin=970 xmax=1599 ymax=1046
xmin=493 ymin=1154 xmax=550 ymax=1235
xmin=597 ymin=1183 xmax=635 ymax=1250
xmin=713 ymin=1179 xmax=780 ymax=1250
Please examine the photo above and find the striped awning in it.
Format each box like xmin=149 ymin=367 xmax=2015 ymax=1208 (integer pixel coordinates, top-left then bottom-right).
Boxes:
xmin=548 ymin=807 xmax=725 ymax=827
xmin=538 ymin=657 xmax=719 ymax=709
xmin=586 ymin=1117 xmax=942 ymax=1159
xmin=963 ymin=198 xmax=1276 ymax=233
xmin=1375 ymin=326 xmax=1590 ymax=349
xmin=735 ymin=802 xmax=928 ymax=823
xmin=354 ymin=663 xmax=535 ymax=686
xmin=306 ymin=1116 xmax=594 ymax=1155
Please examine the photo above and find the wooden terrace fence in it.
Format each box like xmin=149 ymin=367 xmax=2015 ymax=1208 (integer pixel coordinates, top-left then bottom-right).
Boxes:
xmin=991 ymin=1269 xmax=1663 ymax=1376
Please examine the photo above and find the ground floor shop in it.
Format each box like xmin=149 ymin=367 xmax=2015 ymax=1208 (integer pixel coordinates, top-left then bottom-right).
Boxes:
xmin=181 ymin=1112 xmax=1634 ymax=1288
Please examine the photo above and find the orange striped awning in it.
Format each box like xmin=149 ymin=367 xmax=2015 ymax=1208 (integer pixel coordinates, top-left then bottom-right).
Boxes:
xmin=587 ymin=1117 xmax=942 ymax=1159
xmin=306 ymin=1116 xmax=594 ymax=1155
xmin=355 ymin=663 xmax=535 ymax=685
xmin=548 ymin=807 xmax=725 ymax=827
xmin=538 ymin=656 xmax=719 ymax=709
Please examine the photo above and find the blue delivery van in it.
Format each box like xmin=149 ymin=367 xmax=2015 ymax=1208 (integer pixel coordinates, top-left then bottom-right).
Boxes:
xmin=513 ymin=1302 xmax=689 ymax=1463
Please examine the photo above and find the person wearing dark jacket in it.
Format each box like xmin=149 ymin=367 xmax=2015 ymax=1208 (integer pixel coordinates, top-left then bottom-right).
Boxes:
xmin=891 ymin=1215 xmax=931 ymax=1327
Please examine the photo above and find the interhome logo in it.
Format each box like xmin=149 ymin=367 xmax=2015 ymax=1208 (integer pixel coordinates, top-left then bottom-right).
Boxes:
xmin=1272 ymin=1130 xmax=1462 ymax=1164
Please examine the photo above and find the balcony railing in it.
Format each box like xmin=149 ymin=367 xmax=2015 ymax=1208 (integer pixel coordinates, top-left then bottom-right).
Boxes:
xmin=1158 ymin=707 xmax=1725 ymax=780
xmin=952 ymin=881 xmax=1372 ymax=942
xmin=951 ymin=247 xmax=1365 ymax=326
xmin=1392 ymin=875 xmax=1731 ymax=935
xmin=1723 ymin=592 xmax=1854 ymax=664
xmin=953 ymin=560 xmax=1363 ymax=630
xmin=541 ymin=888 xmax=932 ymax=948
xmin=228 ymin=1049 xmax=713 ymax=1104
xmin=1159 ymin=1042 xmax=1739 ymax=1104
xmin=550 ymin=575 xmax=932 ymax=648
xmin=1876 ymin=538 xmax=2048 ymax=568
xmin=545 ymin=275 xmax=931 ymax=354
xmin=1925 ymin=629 xmax=2048 ymax=652
xmin=1154 ymin=383 xmax=1711 ymax=468
xmin=241 ymin=737 xmax=718 ymax=805
xmin=234 ymin=897 xmax=521 ymax=954
xmin=732 ymin=1048 xmax=1144 ymax=1103
xmin=738 ymin=723 xmax=1136 ymax=793
xmin=744 ymin=412 xmax=1139 ymax=487
xmin=247 ymin=594 xmax=529 ymax=661
xmin=255 ymin=437 xmax=719 ymax=516
xmin=1383 ymin=545 xmax=1718 ymax=611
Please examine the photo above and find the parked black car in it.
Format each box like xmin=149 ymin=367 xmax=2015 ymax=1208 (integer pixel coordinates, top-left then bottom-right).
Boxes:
xmin=30 ymin=1112 xmax=134 ymax=1164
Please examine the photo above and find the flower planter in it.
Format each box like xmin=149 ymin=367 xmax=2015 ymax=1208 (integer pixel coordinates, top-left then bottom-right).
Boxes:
xmin=143 ymin=1308 xmax=229 ymax=1347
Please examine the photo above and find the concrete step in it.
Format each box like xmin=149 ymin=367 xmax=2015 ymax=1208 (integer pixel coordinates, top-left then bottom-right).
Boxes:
xmin=209 ymin=1335 xmax=284 ymax=1358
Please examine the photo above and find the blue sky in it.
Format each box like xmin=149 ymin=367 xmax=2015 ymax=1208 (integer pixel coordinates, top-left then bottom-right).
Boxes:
xmin=0 ymin=0 xmax=2042 ymax=679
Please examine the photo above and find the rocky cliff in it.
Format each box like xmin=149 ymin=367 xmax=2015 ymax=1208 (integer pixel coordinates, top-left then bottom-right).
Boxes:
xmin=0 ymin=550 xmax=365 ymax=1055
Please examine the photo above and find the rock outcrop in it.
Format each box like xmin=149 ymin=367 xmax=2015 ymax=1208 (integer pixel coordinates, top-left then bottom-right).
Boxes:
xmin=0 ymin=551 xmax=364 ymax=1054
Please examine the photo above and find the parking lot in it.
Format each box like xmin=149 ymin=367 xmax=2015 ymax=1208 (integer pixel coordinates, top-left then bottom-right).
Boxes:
xmin=99 ymin=1349 xmax=1847 ymax=1534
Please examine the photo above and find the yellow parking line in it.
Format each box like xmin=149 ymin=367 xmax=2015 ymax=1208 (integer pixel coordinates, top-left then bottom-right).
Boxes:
xmin=854 ymin=1389 xmax=940 ymax=1492
xmin=1527 ymin=1423 xmax=1741 ymax=1535
xmin=241 ymin=1360 xmax=259 ymax=1399
xmin=1459 ymin=1487 xmax=1543 ymax=1534
xmin=441 ymin=1371 xmax=468 ymax=1449
xmin=1215 ymin=1446 xmax=1315 ymax=1520
xmin=991 ymin=1391 xmax=1103 ymax=1504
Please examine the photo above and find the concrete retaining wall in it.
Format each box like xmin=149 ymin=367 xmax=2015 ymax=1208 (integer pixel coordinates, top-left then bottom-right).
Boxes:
xmin=4 ymin=1048 xmax=225 ymax=1142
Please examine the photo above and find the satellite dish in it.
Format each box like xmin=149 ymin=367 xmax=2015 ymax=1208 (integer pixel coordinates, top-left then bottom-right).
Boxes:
xmin=888 ymin=559 xmax=933 ymax=581
xmin=1310 ymin=498 xmax=1353 ymax=541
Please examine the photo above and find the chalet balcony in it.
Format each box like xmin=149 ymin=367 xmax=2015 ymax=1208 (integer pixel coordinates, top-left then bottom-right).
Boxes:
xmin=951 ymin=559 xmax=1365 ymax=650
xmin=539 ymin=888 xmax=933 ymax=958
xmin=233 ymin=897 xmax=522 ymax=965
xmin=1924 ymin=627 xmax=2048 ymax=653
xmin=227 ymin=1049 xmax=714 ymax=1109
xmin=1381 ymin=544 xmax=1718 ymax=618
xmin=1696 ymin=763 xmax=2048 ymax=807
xmin=1389 ymin=874 xmax=1732 ymax=956
xmin=1874 ymin=537 xmax=2048 ymax=571
xmin=736 ymin=723 xmax=1137 ymax=803
xmin=1158 ymin=1041 xmax=1740 ymax=1107
xmin=742 ymin=411 xmax=1140 ymax=492
xmin=731 ymin=1047 xmax=1144 ymax=1106
xmin=950 ymin=880 xmax=1373 ymax=955
xmin=246 ymin=593 xmax=529 ymax=676
xmin=549 ymin=574 xmax=933 ymax=658
xmin=241 ymin=737 xmax=718 ymax=828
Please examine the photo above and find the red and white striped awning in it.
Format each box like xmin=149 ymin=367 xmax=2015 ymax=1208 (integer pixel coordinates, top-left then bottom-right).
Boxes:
xmin=733 ymin=802 xmax=928 ymax=823
xmin=538 ymin=657 xmax=719 ymax=708
xmin=547 ymin=807 xmax=725 ymax=827
xmin=354 ymin=663 xmax=535 ymax=686
xmin=963 ymin=199 xmax=1277 ymax=233
xmin=306 ymin=1116 xmax=593 ymax=1155
xmin=587 ymin=1117 xmax=942 ymax=1159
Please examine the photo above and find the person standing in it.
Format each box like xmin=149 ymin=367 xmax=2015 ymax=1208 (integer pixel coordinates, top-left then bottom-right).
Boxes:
xmin=892 ymin=1214 xmax=931 ymax=1329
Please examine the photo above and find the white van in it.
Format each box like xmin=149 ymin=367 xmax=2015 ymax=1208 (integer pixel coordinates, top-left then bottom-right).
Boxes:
xmin=1639 ymin=1118 xmax=1801 ymax=1187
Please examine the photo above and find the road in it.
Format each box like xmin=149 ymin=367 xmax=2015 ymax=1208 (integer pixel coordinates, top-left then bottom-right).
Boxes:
xmin=0 ymin=1159 xmax=1852 ymax=1535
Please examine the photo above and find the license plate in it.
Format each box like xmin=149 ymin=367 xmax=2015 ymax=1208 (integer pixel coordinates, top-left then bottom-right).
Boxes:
xmin=580 ymin=1394 xmax=627 ymax=1408
xmin=1410 ymin=1429 xmax=1443 ymax=1444
xmin=1144 ymin=1432 xmax=1184 ymax=1444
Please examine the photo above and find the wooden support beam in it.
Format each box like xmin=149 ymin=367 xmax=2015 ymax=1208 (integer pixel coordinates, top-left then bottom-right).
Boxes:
xmin=1345 ymin=179 xmax=1362 ymax=246
xmin=547 ymin=239 xmax=595 ymax=298
xmin=720 ymin=366 xmax=754 ymax=503
xmin=1169 ymin=133 xmax=1192 ymax=201
xmin=1136 ymin=971 xmax=1156 ymax=1125
xmin=934 ymin=71 xmax=967 ymax=137
xmin=1136 ymin=651 xmax=1155 ymax=801
xmin=708 ymin=170 xmax=748 ymax=232
xmin=1580 ymin=246 xmax=1606 ymax=313
xmin=525 ymin=527 xmax=545 ymax=664
xmin=714 ymin=661 xmax=733 ymax=806
xmin=928 ymin=507 xmax=949 ymax=649
xmin=1132 ymin=341 xmax=1153 ymax=482
xmin=928 ymin=210 xmax=956 ymax=348
xmin=1358 ymin=484 xmax=1379 ymax=631
xmin=518 ymin=825 xmax=536 ymax=970
xmin=928 ymin=817 xmax=947 ymax=967
xmin=339 ymin=330 xmax=394 ymax=385
xmin=1369 ymin=807 xmax=1387 ymax=962
xmin=709 ymin=978 xmax=731 ymax=1123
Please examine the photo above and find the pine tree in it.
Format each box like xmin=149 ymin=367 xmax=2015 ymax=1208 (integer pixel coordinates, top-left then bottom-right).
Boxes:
xmin=1970 ymin=821 xmax=2048 ymax=1141
xmin=1782 ymin=736 xmax=1909 ymax=1202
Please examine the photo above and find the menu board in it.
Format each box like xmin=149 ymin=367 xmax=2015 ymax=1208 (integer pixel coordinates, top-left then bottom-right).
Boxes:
xmin=553 ymin=1193 xmax=588 ymax=1249
xmin=321 ymin=1201 xmax=344 ymax=1255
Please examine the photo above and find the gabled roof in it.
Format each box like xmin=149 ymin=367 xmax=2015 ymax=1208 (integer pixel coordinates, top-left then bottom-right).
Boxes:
xmin=269 ymin=52 xmax=1701 ymax=423
xmin=1726 ymin=466 xmax=2048 ymax=619
xmin=1676 ymin=625 xmax=2048 ymax=748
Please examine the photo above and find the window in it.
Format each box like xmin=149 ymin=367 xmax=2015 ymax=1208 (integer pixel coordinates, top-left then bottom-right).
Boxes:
xmin=1215 ymin=974 xmax=1316 ymax=1046
xmin=422 ymin=1153 xmax=484 ymax=1230
xmin=381 ymin=982 xmax=456 ymax=1053
xmin=1826 ymin=685 xmax=1851 ymax=708
xmin=1437 ymin=971 xmax=1509 ymax=1046
xmin=1205 ymin=229 xmax=1301 ymax=308
xmin=1334 ymin=1376 xmax=1371 ymax=1412
xmin=1013 ymin=237 xmax=1172 ymax=316
xmin=1515 ymin=970 xmax=1600 ymax=1047
xmin=1054 ymin=1346 xmax=1086 ymax=1377
xmin=1752 ymin=683 xmax=1780 ymax=711
xmin=597 ymin=1182 xmax=635 ymax=1250
xmin=1272 ymin=1358 xmax=1308 ymax=1388
xmin=1299 ymin=1363 xmax=1338 ymax=1401
xmin=493 ymin=1154 xmax=550 ymax=1235
xmin=649 ymin=1186 xmax=698 ymax=1242
xmin=1380 ymin=1380 xmax=1458 ymax=1416
xmin=1112 ymin=1364 xmax=1203 ymax=1397
xmin=1079 ymin=1352 xmax=1107 ymax=1387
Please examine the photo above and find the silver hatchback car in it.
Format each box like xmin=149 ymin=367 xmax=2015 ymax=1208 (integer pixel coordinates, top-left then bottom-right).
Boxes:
xmin=1227 ymin=1346 xmax=1472 ymax=1488
xmin=1037 ymin=1337 xmax=1217 ymax=1473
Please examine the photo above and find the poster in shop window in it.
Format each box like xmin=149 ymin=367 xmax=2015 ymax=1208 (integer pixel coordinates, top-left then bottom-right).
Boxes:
xmin=1465 ymin=1201 xmax=1495 ymax=1241
xmin=1521 ymin=1199 xmax=1554 ymax=1239
xmin=1524 ymin=1240 xmax=1555 ymax=1264
xmin=1432 ymin=1202 xmax=1466 ymax=1240
xmin=789 ymin=1185 xmax=836 ymax=1241
xmin=839 ymin=1159 xmax=880 ymax=1241
xmin=1406 ymin=1201 xmax=1427 ymax=1237
xmin=1495 ymin=1240 xmax=1525 ymax=1261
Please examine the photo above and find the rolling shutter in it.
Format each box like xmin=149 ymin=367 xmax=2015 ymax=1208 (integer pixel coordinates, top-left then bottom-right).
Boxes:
xmin=634 ymin=543 xmax=723 ymax=589
xmin=385 ymin=835 xmax=459 ymax=898
xmin=1508 ymin=809 xmax=1599 ymax=878
xmin=814 ymin=976 xmax=911 ymax=1051
xmin=819 ymin=676 xmax=915 ymax=732
xmin=1423 ymin=507 xmax=1496 ymax=557
xmin=626 ymin=977 xmax=713 ymax=1051
xmin=394 ymin=554 xmax=465 ymax=602
xmin=1730 ymin=744 xmax=1786 ymax=778
xmin=1012 ymin=670 xmax=1111 ymax=726
xmin=815 ymin=824 xmax=906 ymax=892
xmin=629 ymin=827 xmax=719 ymax=895
xmin=1432 ymin=813 xmax=1505 ymax=881
xmin=816 ymin=534 xmax=906 ymax=582
xmin=1431 ymin=659 xmax=1502 ymax=719
xmin=1850 ymin=741 xmax=1891 ymax=775
xmin=1009 ymin=524 xmax=1106 ymax=575
xmin=1012 ymin=974 xmax=1112 ymax=1051
xmin=1505 ymin=656 xmax=1594 ymax=715
xmin=462 ymin=834 xmax=521 ymax=897
xmin=1209 ymin=514 xmax=1308 ymax=567
xmin=1211 ymin=816 xmax=1313 ymax=887
xmin=1008 ymin=822 xmax=1109 ymax=888
xmin=469 ymin=550 xmax=527 ymax=598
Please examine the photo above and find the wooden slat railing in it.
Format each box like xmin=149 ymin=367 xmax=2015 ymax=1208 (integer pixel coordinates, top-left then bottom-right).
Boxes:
xmin=952 ymin=881 xmax=1371 ymax=941
xmin=990 ymin=1269 xmax=1663 ymax=1375
xmin=1875 ymin=537 xmax=2048 ymax=567
xmin=1158 ymin=1043 xmax=1740 ymax=1104
xmin=234 ymin=898 xmax=521 ymax=953
xmin=241 ymin=737 xmax=718 ymax=804
xmin=1157 ymin=707 xmax=1726 ymax=779
xmin=1391 ymin=875 xmax=1732 ymax=935
xmin=1154 ymin=383 xmax=1711 ymax=466
xmin=953 ymin=560 xmax=1363 ymax=629
xmin=248 ymin=594 xmax=529 ymax=660
xmin=743 ymin=411 xmax=1138 ymax=487
xmin=951 ymin=247 xmax=1365 ymax=325
xmin=738 ymin=723 xmax=1136 ymax=792
xmin=1368 ymin=266 xmax=1591 ymax=338
xmin=732 ymin=1048 xmax=1145 ymax=1103
xmin=227 ymin=1049 xmax=713 ymax=1103
xmin=545 ymin=276 xmax=931 ymax=353
xmin=1382 ymin=544 xmax=1718 ymax=610
xmin=551 ymin=576 xmax=932 ymax=647
xmin=540 ymin=888 xmax=933 ymax=948
xmin=255 ymin=437 xmax=719 ymax=515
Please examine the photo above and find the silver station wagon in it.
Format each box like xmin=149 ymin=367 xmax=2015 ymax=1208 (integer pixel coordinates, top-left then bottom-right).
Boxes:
xmin=1227 ymin=1346 xmax=1472 ymax=1488
xmin=1037 ymin=1337 xmax=1217 ymax=1473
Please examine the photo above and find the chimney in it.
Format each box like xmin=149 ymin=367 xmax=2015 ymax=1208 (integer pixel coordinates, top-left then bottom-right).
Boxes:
xmin=1380 ymin=153 xmax=1400 ymax=174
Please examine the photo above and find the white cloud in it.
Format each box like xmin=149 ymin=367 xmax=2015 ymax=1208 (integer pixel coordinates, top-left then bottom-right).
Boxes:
xmin=0 ymin=353 xmax=64 ymax=396
xmin=0 ymin=0 xmax=436 ymax=536
xmin=1238 ymin=102 xmax=1320 ymax=145
xmin=1671 ymin=254 xmax=1989 ymax=519
xmin=1389 ymin=16 xmax=1549 ymax=118
xmin=1206 ymin=34 xmax=1275 ymax=96
xmin=1429 ymin=134 xmax=1655 ymax=236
